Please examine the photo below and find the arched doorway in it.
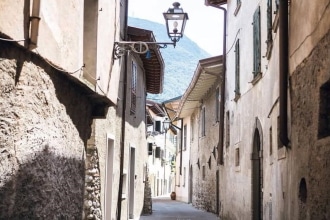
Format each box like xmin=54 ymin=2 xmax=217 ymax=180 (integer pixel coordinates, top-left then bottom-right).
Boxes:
xmin=251 ymin=119 xmax=263 ymax=220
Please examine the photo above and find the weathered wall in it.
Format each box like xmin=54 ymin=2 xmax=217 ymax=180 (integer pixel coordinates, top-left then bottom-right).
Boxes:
xmin=190 ymin=84 xmax=219 ymax=213
xmin=220 ymin=0 xmax=281 ymax=219
xmin=0 ymin=41 xmax=93 ymax=218
xmin=289 ymin=30 xmax=330 ymax=220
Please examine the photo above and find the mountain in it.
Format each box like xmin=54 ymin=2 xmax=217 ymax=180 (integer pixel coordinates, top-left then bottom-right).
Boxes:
xmin=128 ymin=17 xmax=211 ymax=102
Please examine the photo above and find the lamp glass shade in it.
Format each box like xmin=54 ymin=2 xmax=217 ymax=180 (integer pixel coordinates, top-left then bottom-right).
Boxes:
xmin=163 ymin=2 xmax=188 ymax=42
xmin=163 ymin=118 xmax=171 ymax=132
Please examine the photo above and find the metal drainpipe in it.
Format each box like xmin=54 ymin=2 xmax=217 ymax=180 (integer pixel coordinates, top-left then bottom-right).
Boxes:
xmin=279 ymin=0 xmax=290 ymax=147
xmin=116 ymin=0 xmax=129 ymax=218
xmin=29 ymin=0 xmax=41 ymax=50
xmin=179 ymin=118 xmax=183 ymax=175
xmin=207 ymin=3 xmax=227 ymax=165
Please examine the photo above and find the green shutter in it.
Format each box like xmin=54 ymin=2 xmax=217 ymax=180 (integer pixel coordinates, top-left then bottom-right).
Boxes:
xmin=235 ymin=39 xmax=240 ymax=95
xmin=253 ymin=7 xmax=261 ymax=75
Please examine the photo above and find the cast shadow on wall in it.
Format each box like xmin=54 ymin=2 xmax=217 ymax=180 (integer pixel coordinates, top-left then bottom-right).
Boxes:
xmin=0 ymin=147 xmax=85 ymax=219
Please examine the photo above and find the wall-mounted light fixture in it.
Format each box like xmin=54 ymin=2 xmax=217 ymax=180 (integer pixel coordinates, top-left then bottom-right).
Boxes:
xmin=114 ymin=2 xmax=188 ymax=59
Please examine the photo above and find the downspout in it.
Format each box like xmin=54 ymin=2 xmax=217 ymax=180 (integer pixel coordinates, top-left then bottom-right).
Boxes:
xmin=179 ymin=118 xmax=183 ymax=175
xmin=29 ymin=0 xmax=41 ymax=50
xmin=206 ymin=3 xmax=227 ymax=165
xmin=116 ymin=0 xmax=129 ymax=218
xmin=279 ymin=0 xmax=290 ymax=147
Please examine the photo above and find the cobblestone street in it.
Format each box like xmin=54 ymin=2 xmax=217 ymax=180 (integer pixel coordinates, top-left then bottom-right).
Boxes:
xmin=140 ymin=195 xmax=220 ymax=220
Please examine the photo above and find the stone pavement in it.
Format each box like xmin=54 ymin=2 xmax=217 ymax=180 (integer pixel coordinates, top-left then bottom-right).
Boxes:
xmin=140 ymin=195 xmax=220 ymax=220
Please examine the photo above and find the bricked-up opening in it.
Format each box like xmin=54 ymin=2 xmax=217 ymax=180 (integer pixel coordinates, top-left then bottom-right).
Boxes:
xmin=318 ymin=80 xmax=330 ymax=139
xmin=299 ymin=178 xmax=307 ymax=203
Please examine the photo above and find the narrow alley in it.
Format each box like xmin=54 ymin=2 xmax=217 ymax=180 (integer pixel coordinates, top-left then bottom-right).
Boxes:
xmin=140 ymin=195 xmax=220 ymax=220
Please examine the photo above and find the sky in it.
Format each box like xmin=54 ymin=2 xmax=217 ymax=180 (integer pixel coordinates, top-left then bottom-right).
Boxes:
xmin=128 ymin=0 xmax=224 ymax=56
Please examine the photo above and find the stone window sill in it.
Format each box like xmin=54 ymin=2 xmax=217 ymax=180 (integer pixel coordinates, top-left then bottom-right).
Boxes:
xmin=251 ymin=72 xmax=262 ymax=85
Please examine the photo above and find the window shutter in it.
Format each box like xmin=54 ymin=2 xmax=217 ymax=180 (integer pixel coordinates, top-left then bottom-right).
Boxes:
xmin=148 ymin=143 xmax=153 ymax=155
xmin=253 ymin=7 xmax=261 ymax=75
xmin=155 ymin=147 xmax=161 ymax=158
xmin=235 ymin=39 xmax=240 ymax=95
xmin=155 ymin=121 xmax=161 ymax=132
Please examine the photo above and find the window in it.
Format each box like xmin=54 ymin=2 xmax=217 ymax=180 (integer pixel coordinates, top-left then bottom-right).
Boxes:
xmin=226 ymin=111 xmax=230 ymax=147
xmin=130 ymin=61 xmax=137 ymax=114
xmin=202 ymin=165 xmax=206 ymax=180
xmin=269 ymin=127 xmax=273 ymax=155
xmin=235 ymin=148 xmax=240 ymax=166
xmin=148 ymin=143 xmax=152 ymax=155
xmin=191 ymin=115 xmax=195 ymax=142
xmin=201 ymin=107 xmax=206 ymax=137
xmin=253 ymin=7 xmax=261 ymax=77
xmin=277 ymin=116 xmax=282 ymax=149
xmin=216 ymin=88 xmax=220 ymax=121
xmin=266 ymin=0 xmax=273 ymax=59
xmin=155 ymin=120 xmax=161 ymax=132
xmin=235 ymin=39 xmax=241 ymax=98
xmin=183 ymin=124 xmax=187 ymax=151
xmin=318 ymin=81 xmax=330 ymax=139
xmin=155 ymin=147 xmax=161 ymax=158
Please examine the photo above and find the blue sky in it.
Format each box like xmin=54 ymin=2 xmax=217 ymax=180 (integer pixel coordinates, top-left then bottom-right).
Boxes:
xmin=128 ymin=0 xmax=224 ymax=56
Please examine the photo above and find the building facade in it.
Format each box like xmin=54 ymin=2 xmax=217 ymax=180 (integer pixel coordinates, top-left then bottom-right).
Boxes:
xmin=0 ymin=0 xmax=112 ymax=219
xmin=203 ymin=0 xmax=330 ymax=219
xmin=0 ymin=1 xmax=165 ymax=220
xmin=164 ymin=56 xmax=223 ymax=207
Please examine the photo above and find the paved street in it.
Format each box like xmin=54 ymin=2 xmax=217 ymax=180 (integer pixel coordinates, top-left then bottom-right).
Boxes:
xmin=140 ymin=195 xmax=220 ymax=220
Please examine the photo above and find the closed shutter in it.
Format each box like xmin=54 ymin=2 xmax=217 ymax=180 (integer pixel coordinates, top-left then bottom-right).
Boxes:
xmin=155 ymin=121 xmax=161 ymax=132
xmin=148 ymin=143 xmax=153 ymax=155
xmin=155 ymin=147 xmax=161 ymax=158
xmin=253 ymin=7 xmax=261 ymax=75
xmin=235 ymin=39 xmax=240 ymax=94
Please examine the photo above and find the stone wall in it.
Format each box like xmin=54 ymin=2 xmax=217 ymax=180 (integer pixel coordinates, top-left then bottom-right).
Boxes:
xmin=289 ymin=30 xmax=330 ymax=220
xmin=0 ymin=41 xmax=94 ymax=218
xmin=191 ymin=84 xmax=219 ymax=214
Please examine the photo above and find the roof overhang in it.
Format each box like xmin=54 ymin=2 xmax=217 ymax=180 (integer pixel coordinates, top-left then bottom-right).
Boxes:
xmin=162 ymin=96 xmax=182 ymax=122
xmin=177 ymin=56 xmax=223 ymax=118
xmin=127 ymin=26 xmax=164 ymax=94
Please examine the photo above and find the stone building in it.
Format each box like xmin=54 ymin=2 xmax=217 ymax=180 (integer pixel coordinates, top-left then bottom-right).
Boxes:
xmin=0 ymin=1 xmax=164 ymax=220
xmin=202 ymin=0 xmax=330 ymax=219
xmin=164 ymin=56 xmax=223 ymax=207
xmin=0 ymin=0 xmax=112 ymax=219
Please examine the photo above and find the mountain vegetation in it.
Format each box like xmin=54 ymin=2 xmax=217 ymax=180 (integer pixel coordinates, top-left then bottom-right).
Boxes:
xmin=128 ymin=17 xmax=211 ymax=102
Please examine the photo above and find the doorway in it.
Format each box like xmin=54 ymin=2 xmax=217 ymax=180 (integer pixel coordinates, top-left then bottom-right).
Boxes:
xmin=251 ymin=119 xmax=263 ymax=220
xmin=104 ymin=136 xmax=114 ymax=220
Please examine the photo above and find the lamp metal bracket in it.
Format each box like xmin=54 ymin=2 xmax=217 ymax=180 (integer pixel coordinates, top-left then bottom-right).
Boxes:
xmin=114 ymin=41 xmax=176 ymax=59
